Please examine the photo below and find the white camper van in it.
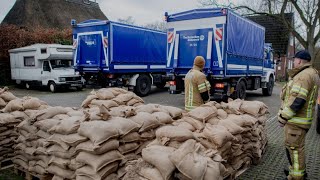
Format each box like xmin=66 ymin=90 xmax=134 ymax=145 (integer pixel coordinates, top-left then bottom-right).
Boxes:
xmin=9 ymin=44 xmax=83 ymax=92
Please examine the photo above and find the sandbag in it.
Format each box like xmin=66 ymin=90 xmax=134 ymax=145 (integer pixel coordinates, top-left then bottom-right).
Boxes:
xmin=67 ymin=110 xmax=84 ymax=117
xmin=0 ymin=91 xmax=16 ymax=102
xmin=96 ymin=88 xmax=116 ymax=100
xmin=108 ymin=117 xmax=140 ymax=136
xmin=203 ymin=124 xmax=235 ymax=147
xmin=78 ymin=121 xmax=119 ymax=145
xmin=52 ymin=114 xmax=70 ymax=120
xmin=49 ymin=116 xmax=83 ymax=135
xmin=49 ymin=157 xmax=70 ymax=169
xmin=174 ymin=121 xmax=196 ymax=132
xmin=118 ymin=142 xmax=140 ymax=154
xmin=76 ymin=150 xmax=123 ymax=172
xmin=135 ymin=104 xmax=159 ymax=114
xmin=76 ymin=162 xmax=118 ymax=180
xmin=240 ymin=100 xmax=268 ymax=117
xmin=120 ymin=132 xmax=141 ymax=143
xmin=13 ymin=159 xmax=28 ymax=170
xmin=130 ymin=112 xmax=160 ymax=132
xmin=91 ymin=99 xmax=119 ymax=108
xmin=59 ymin=133 xmax=88 ymax=146
xmin=47 ymin=145 xmax=76 ymax=159
xmin=113 ymin=93 xmax=134 ymax=105
xmin=139 ymin=166 xmax=164 ymax=180
xmin=0 ymin=113 xmax=22 ymax=125
xmin=159 ymin=105 xmax=183 ymax=119
xmin=218 ymin=119 xmax=244 ymax=135
xmin=109 ymin=106 xmax=136 ymax=118
xmin=181 ymin=116 xmax=205 ymax=131
xmin=10 ymin=111 xmax=28 ymax=120
xmin=16 ymin=120 xmax=37 ymax=134
xmin=226 ymin=99 xmax=243 ymax=115
xmin=127 ymin=98 xmax=143 ymax=106
xmin=135 ymin=140 xmax=152 ymax=155
xmin=0 ymin=98 xmax=6 ymax=107
xmin=140 ymin=130 xmax=156 ymax=140
xmin=81 ymin=94 xmax=98 ymax=108
xmin=34 ymin=119 xmax=60 ymax=132
xmin=34 ymin=106 xmax=68 ymax=120
xmin=204 ymin=157 xmax=223 ymax=180
xmin=188 ymin=106 xmax=217 ymax=122
xmin=177 ymin=152 xmax=208 ymax=180
xmin=142 ymin=145 xmax=176 ymax=180
xmin=36 ymin=130 xmax=51 ymax=139
xmin=169 ymin=139 xmax=197 ymax=168
xmin=47 ymin=164 xmax=75 ymax=179
xmin=52 ymin=175 xmax=64 ymax=180
xmin=22 ymin=97 xmax=44 ymax=110
xmin=2 ymin=98 xmax=23 ymax=112
xmin=85 ymin=105 xmax=110 ymax=121
xmin=68 ymin=158 xmax=85 ymax=171
xmin=156 ymin=126 xmax=194 ymax=142
xmin=75 ymin=139 xmax=119 ymax=155
xmin=217 ymin=109 xmax=228 ymax=119
xmin=152 ymin=112 xmax=174 ymax=124
xmin=47 ymin=134 xmax=71 ymax=150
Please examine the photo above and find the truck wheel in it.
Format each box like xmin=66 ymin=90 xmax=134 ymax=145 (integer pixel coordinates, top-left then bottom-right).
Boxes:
xmin=263 ymin=76 xmax=274 ymax=96
xmin=48 ymin=82 xmax=57 ymax=93
xmin=317 ymin=104 xmax=320 ymax=134
xmin=134 ymin=74 xmax=151 ymax=97
xmin=235 ymin=81 xmax=246 ymax=99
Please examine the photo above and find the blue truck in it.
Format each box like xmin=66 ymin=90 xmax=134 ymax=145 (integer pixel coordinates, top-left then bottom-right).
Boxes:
xmin=165 ymin=8 xmax=275 ymax=100
xmin=72 ymin=19 xmax=168 ymax=96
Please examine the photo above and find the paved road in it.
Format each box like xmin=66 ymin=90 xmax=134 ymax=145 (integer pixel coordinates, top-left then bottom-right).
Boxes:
xmin=8 ymin=83 xmax=320 ymax=180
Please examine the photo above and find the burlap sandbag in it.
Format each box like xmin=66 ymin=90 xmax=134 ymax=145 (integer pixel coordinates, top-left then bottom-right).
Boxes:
xmin=36 ymin=130 xmax=51 ymax=139
xmin=174 ymin=120 xmax=196 ymax=132
xmin=13 ymin=158 xmax=28 ymax=170
xmin=0 ymin=113 xmax=20 ymax=125
xmin=76 ymin=162 xmax=119 ymax=180
xmin=49 ymin=116 xmax=83 ymax=135
xmin=76 ymin=150 xmax=123 ymax=172
xmin=47 ymin=134 xmax=71 ymax=150
xmin=152 ymin=111 xmax=173 ymax=124
xmin=34 ymin=106 xmax=68 ymax=121
xmin=35 ymin=147 xmax=47 ymax=155
xmin=135 ymin=140 xmax=152 ymax=155
xmin=127 ymin=98 xmax=143 ymax=106
xmin=130 ymin=112 xmax=160 ymax=132
xmin=67 ymin=110 xmax=84 ymax=117
xmin=142 ymin=145 xmax=176 ymax=180
xmin=81 ymin=94 xmax=98 ymax=108
xmin=0 ymin=126 xmax=7 ymax=133
xmin=109 ymin=106 xmax=136 ymax=118
xmin=10 ymin=111 xmax=28 ymax=120
xmin=52 ymin=175 xmax=64 ymax=180
xmin=156 ymin=126 xmax=194 ymax=142
xmin=68 ymin=158 xmax=85 ymax=171
xmin=159 ymin=105 xmax=183 ymax=119
xmin=226 ymin=99 xmax=243 ymax=115
xmin=91 ymin=99 xmax=119 ymax=108
xmin=218 ymin=119 xmax=244 ymax=135
xmin=29 ymin=165 xmax=46 ymax=175
xmin=204 ymin=157 xmax=224 ymax=180
xmin=34 ymin=118 xmax=60 ymax=132
xmin=203 ymin=124 xmax=235 ymax=147
xmin=47 ymin=164 xmax=75 ymax=179
xmin=226 ymin=114 xmax=256 ymax=127
xmin=75 ymin=139 xmax=119 ymax=155
xmin=0 ymin=91 xmax=16 ymax=102
xmin=49 ymin=157 xmax=70 ymax=169
xmin=78 ymin=121 xmax=119 ymax=145
xmin=113 ymin=93 xmax=134 ymax=105
xmin=139 ymin=166 xmax=164 ymax=180
xmin=217 ymin=109 xmax=228 ymax=119
xmin=22 ymin=97 xmax=44 ymax=110
xmin=120 ymin=153 xmax=141 ymax=166
xmin=52 ymin=114 xmax=70 ymax=120
xmin=181 ymin=116 xmax=205 ymax=131
xmin=96 ymin=88 xmax=116 ymax=100
xmin=2 ymin=98 xmax=23 ymax=112
xmin=120 ymin=132 xmax=141 ymax=143
xmin=58 ymin=133 xmax=88 ymax=146
xmin=0 ymin=98 xmax=6 ymax=107
xmin=140 ymin=130 xmax=156 ymax=140
xmin=47 ymin=145 xmax=76 ymax=159
xmin=17 ymin=120 xmax=37 ymax=134
xmin=176 ymin=152 xmax=208 ymax=180
xmin=135 ymin=104 xmax=159 ymax=114
xmin=0 ymin=129 xmax=12 ymax=137
xmin=240 ymin=100 xmax=268 ymax=117
xmin=188 ymin=106 xmax=217 ymax=122
xmin=118 ymin=142 xmax=140 ymax=154
xmin=108 ymin=87 xmax=129 ymax=96
xmin=85 ymin=105 xmax=110 ymax=121
xmin=169 ymin=139 xmax=196 ymax=168
xmin=108 ymin=117 xmax=140 ymax=136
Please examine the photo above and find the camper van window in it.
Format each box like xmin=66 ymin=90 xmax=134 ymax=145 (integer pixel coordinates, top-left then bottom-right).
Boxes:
xmin=43 ymin=61 xmax=51 ymax=71
xmin=41 ymin=48 xmax=47 ymax=54
xmin=24 ymin=57 xmax=35 ymax=67
xmin=50 ymin=60 xmax=72 ymax=69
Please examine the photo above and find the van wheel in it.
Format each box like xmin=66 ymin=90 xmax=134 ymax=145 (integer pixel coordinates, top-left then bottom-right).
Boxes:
xmin=235 ymin=81 xmax=246 ymax=99
xmin=263 ymin=76 xmax=274 ymax=96
xmin=48 ymin=82 xmax=57 ymax=93
xmin=134 ymin=74 xmax=151 ymax=97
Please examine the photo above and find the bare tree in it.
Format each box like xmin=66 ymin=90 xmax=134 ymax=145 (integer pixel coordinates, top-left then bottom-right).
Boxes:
xmin=117 ymin=16 xmax=135 ymax=25
xmin=199 ymin=0 xmax=320 ymax=62
xmin=143 ymin=21 xmax=166 ymax=31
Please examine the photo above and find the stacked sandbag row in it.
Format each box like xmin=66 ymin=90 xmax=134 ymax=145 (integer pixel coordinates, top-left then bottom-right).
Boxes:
xmin=75 ymin=88 xmax=184 ymax=179
xmin=123 ymin=99 xmax=268 ymax=180
xmin=35 ymin=107 xmax=87 ymax=180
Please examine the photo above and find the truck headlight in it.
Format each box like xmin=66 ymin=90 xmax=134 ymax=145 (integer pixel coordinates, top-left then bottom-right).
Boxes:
xmin=59 ymin=77 xmax=66 ymax=82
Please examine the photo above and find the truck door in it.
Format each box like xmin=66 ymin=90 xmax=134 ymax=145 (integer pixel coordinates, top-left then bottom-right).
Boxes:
xmin=41 ymin=60 xmax=51 ymax=85
xmin=176 ymin=29 xmax=212 ymax=72
xmin=76 ymin=32 xmax=107 ymax=69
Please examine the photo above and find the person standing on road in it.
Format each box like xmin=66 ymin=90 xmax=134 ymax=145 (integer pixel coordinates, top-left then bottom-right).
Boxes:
xmin=184 ymin=56 xmax=211 ymax=111
xmin=278 ymin=50 xmax=319 ymax=180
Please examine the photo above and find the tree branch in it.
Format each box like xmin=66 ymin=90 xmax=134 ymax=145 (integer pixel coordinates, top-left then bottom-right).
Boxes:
xmin=290 ymin=0 xmax=312 ymax=27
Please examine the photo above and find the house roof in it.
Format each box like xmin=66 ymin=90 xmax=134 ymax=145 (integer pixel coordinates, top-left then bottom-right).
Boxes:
xmin=247 ymin=13 xmax=293 ymax=56
xmin=1 ymin=0 xmax=107 ymax=29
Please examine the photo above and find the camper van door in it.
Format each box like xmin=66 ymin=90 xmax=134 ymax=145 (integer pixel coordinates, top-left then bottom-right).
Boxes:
xmin=42 ymin=60 xmax=51 ymax=85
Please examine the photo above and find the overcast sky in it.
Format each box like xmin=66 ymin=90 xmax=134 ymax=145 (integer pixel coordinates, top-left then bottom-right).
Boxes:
xmin=0 ymin=0 xmax=206 ymax=25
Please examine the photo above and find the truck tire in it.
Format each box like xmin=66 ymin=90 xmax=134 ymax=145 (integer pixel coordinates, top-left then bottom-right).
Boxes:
xmin=134 ymin=74 xmax=151 ymax=97
xmin=317 ymin=104 xmax=320 ymax=134
xmin=235 ymin=81 xmax=246 ymax=99
xmin=48 ymin=82 xmax=57 ymax=93
xmin=263 ymin=76 xmax=274 ymax=96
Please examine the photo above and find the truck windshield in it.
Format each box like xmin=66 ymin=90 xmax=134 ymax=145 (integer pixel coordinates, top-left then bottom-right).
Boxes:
xmin=50 ymin=60 xmax=73 ymax=69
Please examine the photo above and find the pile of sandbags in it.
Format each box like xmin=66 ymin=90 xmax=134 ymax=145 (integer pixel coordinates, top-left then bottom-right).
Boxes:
xmin=124 ymin=99 xmax=268 ymax=180
xmin=74 ymin=88 xmax=184 ymax=179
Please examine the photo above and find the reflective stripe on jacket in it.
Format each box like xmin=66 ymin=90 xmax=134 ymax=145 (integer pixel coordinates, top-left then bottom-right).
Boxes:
xmin=280 ymin=63 xmax=319 ymax=129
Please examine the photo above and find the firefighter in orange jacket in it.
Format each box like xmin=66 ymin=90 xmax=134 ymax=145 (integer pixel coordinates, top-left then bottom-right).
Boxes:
xmin=184 ymin=56 xmax=211 ymax=111
xmin=278 ymin=50 xmax=319 ymax=180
